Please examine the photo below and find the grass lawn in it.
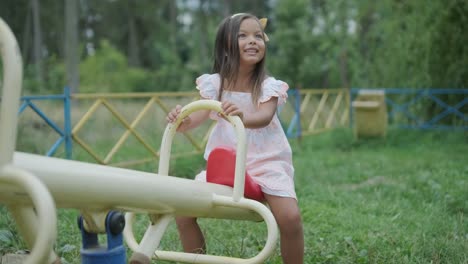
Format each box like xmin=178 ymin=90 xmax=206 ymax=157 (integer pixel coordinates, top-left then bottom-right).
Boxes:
xmin=1 ymin=128 xmax=467 ymax=263
xmin=292 ymin=129 xmax=467 ymax=264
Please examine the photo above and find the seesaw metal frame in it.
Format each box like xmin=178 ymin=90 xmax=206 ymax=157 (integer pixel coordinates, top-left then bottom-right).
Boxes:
xmin=0 ymin=16 xmax=278 ymax=264
xmin=0 ymin=18 xmax=58 ymax=264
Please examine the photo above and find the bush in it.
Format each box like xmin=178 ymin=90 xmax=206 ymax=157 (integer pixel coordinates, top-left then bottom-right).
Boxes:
xmin=79 ymin=40 xmax=153 ymax=93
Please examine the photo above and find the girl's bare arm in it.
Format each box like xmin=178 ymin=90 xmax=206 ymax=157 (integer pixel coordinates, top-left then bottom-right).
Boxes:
xmin=222 ymin=97 xmax=278 ymax=129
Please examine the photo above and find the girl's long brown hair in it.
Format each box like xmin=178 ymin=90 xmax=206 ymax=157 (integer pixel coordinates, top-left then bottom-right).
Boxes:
xmin=212 ymin=13 xmax=267 ymax=106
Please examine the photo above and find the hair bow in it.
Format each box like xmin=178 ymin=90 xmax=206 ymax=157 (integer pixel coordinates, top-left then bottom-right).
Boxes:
xmin=231 ymin=13 xmax=269 ymax=42
xmin=259 ymin=18 xmax=269 ymax=42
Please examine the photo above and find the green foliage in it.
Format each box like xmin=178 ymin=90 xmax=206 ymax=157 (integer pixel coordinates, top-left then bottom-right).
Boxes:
xmin=1 ymin=0 xmax=467 ymax=100
xmin=79 ymin=40 xmax=153 ymax=93
xmin=45 ymin=57 xmax=67 ymax=93
xmin=429 ymin=0 xmax=468 ymax=87
xmin=20 ymin=55 xmax=66 ymax=94
xmin=268 ymin=0 xmax=467 ymax=89
xmin=349 ymin=0 xmax=438 ymax=88
xmin=269 ymin=0 xmax=312 ymax=88
xmin=151 ymin=42 xmax=195 ymax=92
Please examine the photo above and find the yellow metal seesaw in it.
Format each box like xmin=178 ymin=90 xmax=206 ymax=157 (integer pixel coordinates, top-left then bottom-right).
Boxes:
xmin=0 ymin=17 xmax=278 ymax=264
xmin=0 ymin=18 xmax=58 ymax=264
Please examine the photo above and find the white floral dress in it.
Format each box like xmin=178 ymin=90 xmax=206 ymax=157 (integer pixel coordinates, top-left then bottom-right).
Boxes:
xmin=194 ymin=73 xmax=296 ymax=199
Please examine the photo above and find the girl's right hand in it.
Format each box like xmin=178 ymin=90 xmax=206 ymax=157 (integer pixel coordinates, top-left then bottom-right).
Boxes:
xmin=166 ymin=105 xmax=182 ymax=123
xmin=221 ymin=101 xmax=244 ymax=122
xmin=166 ymin=103 xmax=210 ymax=132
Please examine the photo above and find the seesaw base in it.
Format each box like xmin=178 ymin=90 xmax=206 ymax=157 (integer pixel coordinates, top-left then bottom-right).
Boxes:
xmin=79 ymin=211 xmax=126 ymax=264
xmin=129 ymin=253 xmax=151 ymax=264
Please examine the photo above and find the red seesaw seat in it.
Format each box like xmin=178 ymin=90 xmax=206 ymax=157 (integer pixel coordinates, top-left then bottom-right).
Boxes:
xmin=206 ymin=146 xmax=265 ymax=201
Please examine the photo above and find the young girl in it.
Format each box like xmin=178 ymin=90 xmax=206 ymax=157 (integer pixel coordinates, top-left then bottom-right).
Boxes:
xmin=166 ymin=13 xmax=304 ymax=264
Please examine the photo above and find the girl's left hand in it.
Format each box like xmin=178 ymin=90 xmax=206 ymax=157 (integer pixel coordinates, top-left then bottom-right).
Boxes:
xmin=220 ymin=101 xmax=244 ymax=121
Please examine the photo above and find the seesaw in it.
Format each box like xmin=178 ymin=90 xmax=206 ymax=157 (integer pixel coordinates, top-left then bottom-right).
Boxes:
xmin=0 ymin=17 xmax=278 ymax=264
xmin=0 ymin=17 xmax=58 ymax=264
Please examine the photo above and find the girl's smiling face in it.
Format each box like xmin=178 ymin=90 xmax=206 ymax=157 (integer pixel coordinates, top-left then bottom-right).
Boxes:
xmin=237 ymin=18 xmax=266 ymax=68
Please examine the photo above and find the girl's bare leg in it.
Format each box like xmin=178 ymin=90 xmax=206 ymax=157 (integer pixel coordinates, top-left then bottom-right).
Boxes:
xmin=175 ymin=216 xmax=206 ymax=254
xmin=264 ymin=194 xmax=304 ymax=264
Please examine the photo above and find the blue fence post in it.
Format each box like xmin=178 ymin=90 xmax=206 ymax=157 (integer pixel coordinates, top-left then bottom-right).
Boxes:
xmin=64 ymin=87 xmax=72 ymax=159
xmin=282 ymin=88 xmax=302 ymax=138
xmin=297 ymin=89 xmax=302 ymax=137
xmin=292 ymin=88 xmax=301 ymax=138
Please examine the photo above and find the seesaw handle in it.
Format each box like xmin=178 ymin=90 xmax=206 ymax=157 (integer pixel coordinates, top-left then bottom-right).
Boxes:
xmin=159 ymin=100 xmax=247 ymax=202
xmin=0 ymin=17 xmax=23 ymax=166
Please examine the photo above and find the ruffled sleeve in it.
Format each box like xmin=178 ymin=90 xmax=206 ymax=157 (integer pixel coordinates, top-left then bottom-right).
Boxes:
xmin=196 ymin=74 xmax=220 ymax=100
xmin=259 ymin=77 xmax=289 ymax=105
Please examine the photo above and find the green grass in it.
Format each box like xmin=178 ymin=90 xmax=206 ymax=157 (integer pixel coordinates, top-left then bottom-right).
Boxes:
xmin=1 ymin=128 xmax=467 ymax=263
xmin=291 ymin=129 xmax=467 ymax=264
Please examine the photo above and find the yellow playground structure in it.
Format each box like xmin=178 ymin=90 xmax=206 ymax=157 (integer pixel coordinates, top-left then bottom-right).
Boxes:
xmin=0 ymin=17 xmax=278 ymax=264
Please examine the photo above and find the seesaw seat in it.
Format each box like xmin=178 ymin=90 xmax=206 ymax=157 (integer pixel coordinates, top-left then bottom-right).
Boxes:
xmin=207 ymin=146 xmax=264 ymax=201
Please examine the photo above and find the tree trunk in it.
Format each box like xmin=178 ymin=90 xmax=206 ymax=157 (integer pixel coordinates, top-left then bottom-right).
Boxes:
xmin=65 ymin=0 xmax=79 ymax=93
xmin=169 ymin=0 xmax=178 ymax=54
xmin=339 ymin=51 xmax=350 ymax=89
xmin=223 ymin=0 xmax=232 ymax=17
xmin=198 ymin=0 xmax=209 ymax=68
xmin=31 ymin=0 xmax=44 ymax=87
xmin=127 ymin=1 xmax=141 ymax=67
xmin=22 ymin=1 xmax=32 ymax=64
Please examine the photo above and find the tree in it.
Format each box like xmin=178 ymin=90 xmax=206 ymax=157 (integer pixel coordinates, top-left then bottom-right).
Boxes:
xmin=31 ymin=0 xmax=44 ymax=87
xmin=269 ymin=0 xmax=312 ymax=88
xmin=65 ymin=0 xmax=79 ymax=93
xmin=2 ymin=0 xmax=466 ymax=94
xmin=429 ymin=0 xmax=468 ymax=88
xmin=125 ymin=1 xmax=144 ymax=67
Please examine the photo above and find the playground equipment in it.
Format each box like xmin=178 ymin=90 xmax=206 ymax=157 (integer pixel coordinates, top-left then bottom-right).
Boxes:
xmin=0 ymin=17 xmax=278 ymax=264
xmin=352 ymin=89 xmax=388 ymax=139
xmin=0 ymin=18 xmax=58 ymax=264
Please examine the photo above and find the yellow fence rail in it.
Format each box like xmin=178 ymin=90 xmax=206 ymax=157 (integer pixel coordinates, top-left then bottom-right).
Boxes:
xmin=65 ymin=89 xmax=349 ymax=169
xmin=298 ymin=88 xmax=350 ymax=136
